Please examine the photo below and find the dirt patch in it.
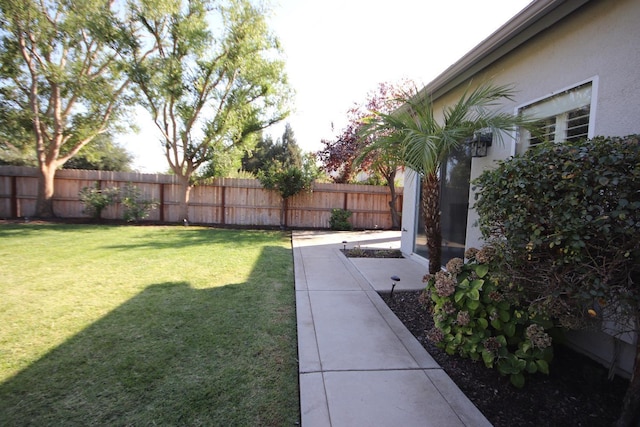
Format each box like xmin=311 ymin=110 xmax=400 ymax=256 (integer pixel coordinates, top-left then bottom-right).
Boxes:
xmin=380 ymin=290 xmax=629 ymax=426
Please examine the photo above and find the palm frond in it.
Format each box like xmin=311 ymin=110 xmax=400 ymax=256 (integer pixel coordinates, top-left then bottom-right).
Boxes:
xmin=358 ymin=81 xmax=533 ymax=177
xmin=444 ymin=83 xmax=515 ymax=128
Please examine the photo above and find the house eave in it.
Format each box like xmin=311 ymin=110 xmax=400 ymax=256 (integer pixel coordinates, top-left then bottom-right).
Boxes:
xmin=415 ymin=0 xmax=591 ymax=102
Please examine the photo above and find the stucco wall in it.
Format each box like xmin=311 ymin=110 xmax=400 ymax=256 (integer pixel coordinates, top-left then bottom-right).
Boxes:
xmin=454 ymin=0 xmax=640 ymax=250
xmin=400 ymin=0 xmax=640 ymax=376
xmin=402 ymin=0 xmax=640 ymax=255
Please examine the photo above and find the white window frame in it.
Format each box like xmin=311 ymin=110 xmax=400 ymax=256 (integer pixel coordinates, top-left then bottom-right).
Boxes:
xmin=515 ymin=77 xmax=599 ymax=154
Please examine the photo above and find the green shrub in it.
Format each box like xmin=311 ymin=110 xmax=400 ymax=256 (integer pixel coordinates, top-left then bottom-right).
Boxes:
xmin=473 ymin=135 xmax=640 ymax=329
xmin=359 ymin=173 xmax=385 ymax=186
xmin=120 ymin=183 xmax=158 ymax=222
xmin=257 ymin=162 xmax=313 ymax=200
xmin=329 ymin=208 xmax=352 ymax=231
xmin=78 ymin=183 xmax=119 ymax=219
xmin=423 ymin=248 xmax=554 ymax=387
xmin=257 ymin=161 xmax=314 ymax=228
xmin=79 ymin=183 xmax=158 ymax=222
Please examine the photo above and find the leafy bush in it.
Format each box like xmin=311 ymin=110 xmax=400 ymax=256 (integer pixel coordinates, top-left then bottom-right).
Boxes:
xmin=79 ymin=183 xmax=120 ymax=219
xmin=257 ymin=162 xmax=313 ymax=200
xmin=120 ymin=183 xmax=158 ymax=222
xmin=358 ymin=173 xmax=385 ymax=186
xmin=257 ymin=161 xmax=315 ymax=227
xmin=329 ymin=208 xmax=352 ymax=231
xmin=79 ymin=182 xmax=158 ymax=222
xmin=422 ymin=248 xmax=553 ymax=387
xmin=473 ymin=136 xmax=640 ymax=330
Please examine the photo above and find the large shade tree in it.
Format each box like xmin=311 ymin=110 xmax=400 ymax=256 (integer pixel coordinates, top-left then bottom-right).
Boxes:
xmin=362 ymin=83 xmax=530 ymax=274
xmin=1 ymin=129 xmax=133 ymax=172
xmin=0 ymin=0 xmax=136 ymax=217
xmin=129 ymin=0 xmax=291 ymax=221
xmin=62 ymin=134 xmax=133 ymax=171
xmin=0 ymin=100 xmax=35 ymax=166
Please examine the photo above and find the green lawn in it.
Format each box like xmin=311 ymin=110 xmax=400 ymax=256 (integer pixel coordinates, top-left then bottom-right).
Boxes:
xmin=0 ymin=224 xmax=299 ymax=426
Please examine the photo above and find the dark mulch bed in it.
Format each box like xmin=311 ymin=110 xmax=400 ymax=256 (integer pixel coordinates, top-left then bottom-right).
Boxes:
xmin=379 ymin=290 xmax=629 ymax=427
xmin=341 ymin=248 xmax=404 ymax=258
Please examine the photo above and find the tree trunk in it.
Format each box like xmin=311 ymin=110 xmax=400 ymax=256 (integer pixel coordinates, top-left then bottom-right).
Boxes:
xmin=385 ymin=170 xmax=400 ymax=229
xmin=616 ymin=316 xmax=640 ymax=426
xmin=177 ymin=175 xmax=192 ymax=222
xmin=35 ymin=162 xmax=57 ymax=218
xmin=422 ymin=172 xmax=442 ymax=275
xmin=280 ymin=197 xmax=288 ymax=229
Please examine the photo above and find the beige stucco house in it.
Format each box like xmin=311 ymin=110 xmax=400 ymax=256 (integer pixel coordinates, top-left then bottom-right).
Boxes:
xmin=399 ymin=0 xmax=640 ymax=376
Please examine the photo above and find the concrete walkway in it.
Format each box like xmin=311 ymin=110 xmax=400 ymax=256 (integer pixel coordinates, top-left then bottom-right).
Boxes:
xmin=293 ymin=230 xmax=491 ymax=427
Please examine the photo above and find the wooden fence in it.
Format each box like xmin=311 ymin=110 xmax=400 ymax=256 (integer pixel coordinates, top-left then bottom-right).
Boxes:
xmin=0 ymin=166 xmax=402 ymax=229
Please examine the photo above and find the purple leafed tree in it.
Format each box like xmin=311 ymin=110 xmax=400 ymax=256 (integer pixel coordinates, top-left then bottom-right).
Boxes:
xmin=317 ymin=80 xmax=417 ymax=228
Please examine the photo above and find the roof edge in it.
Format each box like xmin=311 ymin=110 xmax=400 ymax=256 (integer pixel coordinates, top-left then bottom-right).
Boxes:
xmin=415 ymin=0 xmax=591 ymax=102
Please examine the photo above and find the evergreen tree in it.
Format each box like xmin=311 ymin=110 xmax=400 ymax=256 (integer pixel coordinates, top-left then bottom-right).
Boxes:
xmin=242 ymin=123 xmax=303 ymax=174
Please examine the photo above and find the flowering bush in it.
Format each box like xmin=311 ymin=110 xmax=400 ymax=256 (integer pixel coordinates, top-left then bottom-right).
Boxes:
xmin=422 ymin=247 xmax=554 ymax=388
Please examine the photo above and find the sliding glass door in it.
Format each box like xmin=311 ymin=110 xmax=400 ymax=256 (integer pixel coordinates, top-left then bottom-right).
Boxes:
xmin=414 ymin=145 xmax=472 ymax=266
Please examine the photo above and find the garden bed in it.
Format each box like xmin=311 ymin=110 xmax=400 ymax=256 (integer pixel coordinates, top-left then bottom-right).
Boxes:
xmin=341 ymin=248 xmax=404 ymax=258
xmin=380 ymin=290 xmax=629 ymax=426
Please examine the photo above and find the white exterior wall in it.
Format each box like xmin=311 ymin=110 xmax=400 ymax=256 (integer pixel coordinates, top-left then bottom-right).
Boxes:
xmin=462 ymin=0 xmax=640 ymax=252
xmin=403 ymin=0 xmax=640 ymax=253
xmin=401 ymin=0 xmax=640 ymax=376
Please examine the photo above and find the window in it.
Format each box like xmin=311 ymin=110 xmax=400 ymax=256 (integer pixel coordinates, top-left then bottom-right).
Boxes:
xmin=519 ymin=82 xmax=593 ymax=151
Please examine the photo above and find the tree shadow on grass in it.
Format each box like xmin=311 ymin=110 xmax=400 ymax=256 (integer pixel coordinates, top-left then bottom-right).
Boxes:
xmin=102 ymin=227 xmax=287 ymax=252
xmin=0 ymin=246 xmax=299 ymax=426
xmin=0 ymin=223 xmax=288 ymax=251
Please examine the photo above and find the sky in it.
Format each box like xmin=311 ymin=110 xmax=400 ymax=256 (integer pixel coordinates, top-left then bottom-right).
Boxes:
xmin=121 ymin=0 xmax=533 ymax=173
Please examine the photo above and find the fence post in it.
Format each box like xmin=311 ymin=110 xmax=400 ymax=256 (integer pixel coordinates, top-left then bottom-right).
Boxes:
xmin=159 ymin=183 xmax=165 ymax=222
xmin=221 ymin=183 xmax=226 ymax=225
xmin=11 ymin=175 xmax=17 ymax=218
xmin=284 ymin=197 xmax=288 ymax=228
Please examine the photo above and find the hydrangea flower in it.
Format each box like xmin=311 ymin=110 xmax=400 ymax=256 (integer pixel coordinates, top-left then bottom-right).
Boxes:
xmin=475 ymin=246 xmax=496 ymax=264
xmin=464 ymin=247 xmax=479 ymax=261
xmin=456 ymin=310 xmax=471 ymax=326
xmin=442 ymin=300 xmax=457 ymax=315
xmin=526 ymin=324 xmax=552 ymax=349
xmin=426 ymin=327 xmax=444 ymax=344
xmin=483 ymin=336 xmax=502 ymax=355
xmin=445 ymin=257 xmax=464 ymax=275
xmin=433 ymin=271 xmax=456 ymax=297
xmin=417 ymin=290 xmax=431 ymax=309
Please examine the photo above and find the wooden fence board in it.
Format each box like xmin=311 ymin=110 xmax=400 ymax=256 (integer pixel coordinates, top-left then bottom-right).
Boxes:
xmin=0 ymin=166 xmax=402 ymax=229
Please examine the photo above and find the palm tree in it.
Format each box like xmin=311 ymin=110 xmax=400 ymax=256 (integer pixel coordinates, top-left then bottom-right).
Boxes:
xmin=361 ymin=83 xmax=530 ymax=274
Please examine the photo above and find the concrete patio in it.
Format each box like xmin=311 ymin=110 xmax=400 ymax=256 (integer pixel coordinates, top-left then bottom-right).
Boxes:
xmin=293 ymin=230 xmax=491 ymax=426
